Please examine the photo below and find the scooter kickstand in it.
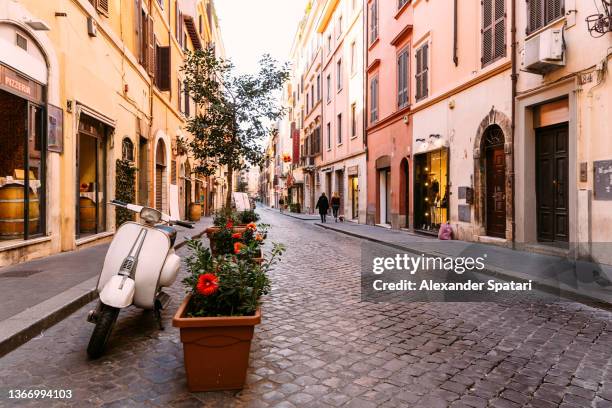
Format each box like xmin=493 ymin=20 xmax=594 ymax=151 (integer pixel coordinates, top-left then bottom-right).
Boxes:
xmin=154 ymin=299 xmax=164 ymax=330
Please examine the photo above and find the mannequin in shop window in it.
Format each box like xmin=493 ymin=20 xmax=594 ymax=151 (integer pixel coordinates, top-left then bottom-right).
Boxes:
xmin=429 ymin=176 xmax=439 ymax=229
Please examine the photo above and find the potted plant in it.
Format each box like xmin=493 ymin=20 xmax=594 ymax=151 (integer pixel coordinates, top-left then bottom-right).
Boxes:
xmin=237 ymin=209 xmax=260 ymax=224
xmin=208 ymin=221 xmax=267 ymax=259
xmin=173 ymin=240 xmax=284 ymax=392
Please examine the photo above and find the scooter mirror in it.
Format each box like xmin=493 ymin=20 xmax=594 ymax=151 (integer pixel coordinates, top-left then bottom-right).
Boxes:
xmin=140 ymin=207 xmax=162 ymax=223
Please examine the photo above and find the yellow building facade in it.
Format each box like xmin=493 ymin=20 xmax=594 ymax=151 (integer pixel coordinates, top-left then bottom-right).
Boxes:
xmin=0 ymin=0 xmax=224 ymax=267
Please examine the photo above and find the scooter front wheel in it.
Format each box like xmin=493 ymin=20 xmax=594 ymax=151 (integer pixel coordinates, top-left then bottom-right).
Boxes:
xmin=87 ymin=304 xmax=120 ymax=359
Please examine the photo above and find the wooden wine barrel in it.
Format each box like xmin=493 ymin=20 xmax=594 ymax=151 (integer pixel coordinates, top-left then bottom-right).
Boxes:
xmin=0 ymin=185 xmax=39 ymax=238
xmin=79 ymin=197 xmax=96 ymax=233
xmin=188 ymin=202 xmax=202 ymax=221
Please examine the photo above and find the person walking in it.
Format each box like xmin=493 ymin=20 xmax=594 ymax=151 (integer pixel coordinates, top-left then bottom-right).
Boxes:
xmin=331 ymin=192 xmax=341 ymax=222
xmin=315 ymin=192 xmax=330 ymax=223
xmin=279 ymin=197 xmax=285 ymax=213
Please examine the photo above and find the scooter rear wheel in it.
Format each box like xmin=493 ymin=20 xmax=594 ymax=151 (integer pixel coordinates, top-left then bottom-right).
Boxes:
xmin=87 ymin=305 xmax=120 ymax=359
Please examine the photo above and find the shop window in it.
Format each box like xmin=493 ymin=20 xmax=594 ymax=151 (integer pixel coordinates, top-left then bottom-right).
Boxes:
xmin=0 ymin=90 xmax=45 ymax=241
xmin=414 ymin=148 xmax=449 ymax=233
xmin=77 ymin=114 xmax=107 ymax=237
xmin=122 ymin=138 xmax=134 ymax=162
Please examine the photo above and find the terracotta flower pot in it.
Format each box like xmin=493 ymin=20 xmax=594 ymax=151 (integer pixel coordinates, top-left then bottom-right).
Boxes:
xmin=173 ymin=294 xmax=261 ymax=392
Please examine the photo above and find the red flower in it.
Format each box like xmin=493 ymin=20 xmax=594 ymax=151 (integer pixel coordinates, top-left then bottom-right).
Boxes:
xmin=246 ymin=222 xmax=257 ymax=231
xmin=255 ymin=233 xmax=263 ymax=241
xmin=226 ymin=220 xmax=234 ymax=228
xmin=232 ymin=232 xmax=242 ymax=239
xmin=234 ymin=242 xmax=245 ymax=254
xmin=196 ymin=273 xmax=218 ymax=296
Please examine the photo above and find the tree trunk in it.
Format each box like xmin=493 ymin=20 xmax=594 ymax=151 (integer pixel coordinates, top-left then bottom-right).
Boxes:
xmin=225 ymin=165 xmax=233 ymax=209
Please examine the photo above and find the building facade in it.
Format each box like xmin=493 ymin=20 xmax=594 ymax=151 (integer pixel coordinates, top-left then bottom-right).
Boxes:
xmin=317 ymin=0 xmax=366 ymax=223
xmin=0 ymin=0 xmax=224 ymax=267
xmin=408 ymin=0 xmax=513 ymax=241
xmin=365 ymin=0 xmax=413 ymax=228
xmin=514 ymin=0 xmax=612 ymax=263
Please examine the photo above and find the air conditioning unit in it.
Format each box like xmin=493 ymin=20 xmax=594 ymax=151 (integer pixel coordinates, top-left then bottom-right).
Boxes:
xmin=523 ymin=27 xmax=565 ymax=75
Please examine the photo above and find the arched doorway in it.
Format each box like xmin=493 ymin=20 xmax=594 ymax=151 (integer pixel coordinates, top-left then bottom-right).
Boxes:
xmin=483 ymin=125 xmax=506 ymax=238
xmin=155 ymin=141 xmax=167 ymax=211
xmin=473 ymin=109 xmax=513 ymax=240
xmin=399 ymin=158 xmax=410 ymax=228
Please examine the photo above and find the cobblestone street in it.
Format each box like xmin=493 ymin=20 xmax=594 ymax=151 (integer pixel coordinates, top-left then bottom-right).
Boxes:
xmin=1 ymin=209 xmax=612 ymax=408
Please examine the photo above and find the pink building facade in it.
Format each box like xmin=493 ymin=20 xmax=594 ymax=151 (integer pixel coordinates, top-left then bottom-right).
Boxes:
xmin=365 ymin=0 xmax=413 ymax=228
xmin=317 ymin=0 xmax=366 ymax=222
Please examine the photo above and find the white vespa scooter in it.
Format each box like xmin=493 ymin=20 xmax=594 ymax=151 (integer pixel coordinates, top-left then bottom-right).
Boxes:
xmin=86 ymin=199 xmax=193 ymax=358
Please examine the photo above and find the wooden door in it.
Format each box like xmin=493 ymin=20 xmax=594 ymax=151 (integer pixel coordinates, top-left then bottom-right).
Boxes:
xmin=536 ymin=124 xmax=569 ymax=242
xmin=486 ymin=146 xmax=506 ymax=237
xmin=155 ymin=166 xmax=163 ymax=210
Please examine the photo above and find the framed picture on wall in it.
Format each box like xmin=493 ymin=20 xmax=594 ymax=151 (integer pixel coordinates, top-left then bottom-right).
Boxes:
xmin=47 ymin=104 xmax=64 ymax=153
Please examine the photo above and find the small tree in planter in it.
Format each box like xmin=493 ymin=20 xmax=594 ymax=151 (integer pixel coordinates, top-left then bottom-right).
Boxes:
xmin=173 ymin=240 xmax=284 ymax=391
xmin=182 ymin=48 xmax=289 ymax=209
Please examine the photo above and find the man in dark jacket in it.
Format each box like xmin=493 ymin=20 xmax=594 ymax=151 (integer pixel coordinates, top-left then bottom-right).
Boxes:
xmin=315 ymin=193 xmax=330 ymax=223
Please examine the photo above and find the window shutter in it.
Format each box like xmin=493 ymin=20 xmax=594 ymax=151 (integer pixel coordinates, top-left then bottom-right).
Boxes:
xmin=184 ymin=83 xmax=190 ymax=116
xmin=527 ymin=0 xmax=543 ymax=34
xmin=97 ymin=0 xmax=109 ymax=16
xmin=147 ymin=15 xmax=155 ymax=76
xmin=494 ymin=0 xmax=506 ymax=60
xmin=175 ymin=1 xmax=179 ymax=39
xmin=483 ymin=0 xmax=505 ymax=65
xmin=545 ymin=0 xmax=563 ymax=24
xmin=156 ymin=46 xmax=171 ymax=91
xmin=135 ymin=0 xmax=142 ymax=62
xmin=482 ymin=0 xmax=494 ymax=65
xmin=415 ymin=48 xmax=422 ymax=100
xmin=422 ymin=44 xmax=429 ymax=98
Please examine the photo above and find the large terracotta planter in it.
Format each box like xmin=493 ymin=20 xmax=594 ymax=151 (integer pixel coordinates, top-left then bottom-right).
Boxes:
xmin=188 ymin=203 xmax=202 ymax=221
xmin=173 ymin=294 xmax=261 ymax=392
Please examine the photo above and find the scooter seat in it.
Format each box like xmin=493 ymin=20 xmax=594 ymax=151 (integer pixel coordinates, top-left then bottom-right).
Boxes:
xmin=154 ymin=225 xmax=177 ymax=247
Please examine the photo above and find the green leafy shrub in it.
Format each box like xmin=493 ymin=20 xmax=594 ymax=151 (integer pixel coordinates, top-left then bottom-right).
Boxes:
xmin=183 ymin=239 xmax=285 ymax=317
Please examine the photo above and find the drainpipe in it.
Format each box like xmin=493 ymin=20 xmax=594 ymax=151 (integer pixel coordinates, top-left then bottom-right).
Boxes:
xmin=510 ymin=0 xmax=517 ymax=249
xmin=363 ymin=0 xmax=368 ymax=161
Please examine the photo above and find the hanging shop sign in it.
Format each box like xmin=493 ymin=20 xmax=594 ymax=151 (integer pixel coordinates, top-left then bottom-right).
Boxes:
xmin=0 ymin=65 xmax=43 ymax=104
xmin=47 ymin=104 xmax=64 ymax=153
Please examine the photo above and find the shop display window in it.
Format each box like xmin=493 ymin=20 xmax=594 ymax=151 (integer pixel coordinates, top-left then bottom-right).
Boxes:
xmin=414 ymin=148 xmax=449 ymax=233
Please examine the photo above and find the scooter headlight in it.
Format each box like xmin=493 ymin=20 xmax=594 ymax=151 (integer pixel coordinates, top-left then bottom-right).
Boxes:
xmin=140 ymin=207 xmax=162 ymax=223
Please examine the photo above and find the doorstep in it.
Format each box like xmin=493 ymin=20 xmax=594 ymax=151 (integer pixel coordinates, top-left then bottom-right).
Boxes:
xmin=375 ymin=224 xmax=392 ymax=229
xmin=477 ymin=235 xmax=509 ymax=246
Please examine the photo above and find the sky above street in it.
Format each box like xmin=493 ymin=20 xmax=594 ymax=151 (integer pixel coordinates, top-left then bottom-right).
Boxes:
xmin=214 ymin=0 xmax=306 ymax=75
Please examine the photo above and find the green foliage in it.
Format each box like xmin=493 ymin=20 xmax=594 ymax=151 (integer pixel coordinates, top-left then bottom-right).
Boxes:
xmin=237 ymin=180 xmax=249 ymax=192
xmin=115 ymin=159 xmax=137 ymax=228
xmin=237 ymin=209 xmax=260 ymax=224
xmin=213 ymin=208 xmax=237 ymax=227
xmin=181 ymin=48 xmax=289 ymax=206
xmin=213 ymin=208 xmax=260 ymax=226
xmin=183 ymin=239 xmax=285 ymax=317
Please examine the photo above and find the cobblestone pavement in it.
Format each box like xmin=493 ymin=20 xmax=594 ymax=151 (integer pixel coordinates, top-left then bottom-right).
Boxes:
xmin=1 ymin=210 xmax=612 ymax=408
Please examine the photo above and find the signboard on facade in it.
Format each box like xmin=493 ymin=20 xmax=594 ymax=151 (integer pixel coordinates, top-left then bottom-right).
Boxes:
xmin=594 ymin=160 xmax=612 ymax=200
xmin=47 ymin=104 xmax=64 ymax=153
xmin=0 ymin=64 xmax=43 ymax=103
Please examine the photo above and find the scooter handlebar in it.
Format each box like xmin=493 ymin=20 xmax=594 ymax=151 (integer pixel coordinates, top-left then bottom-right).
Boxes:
xmin=110 ymin=199 xmax=128 ymax=207
xmin=173 ymin=220 xmax=195 ymax=229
